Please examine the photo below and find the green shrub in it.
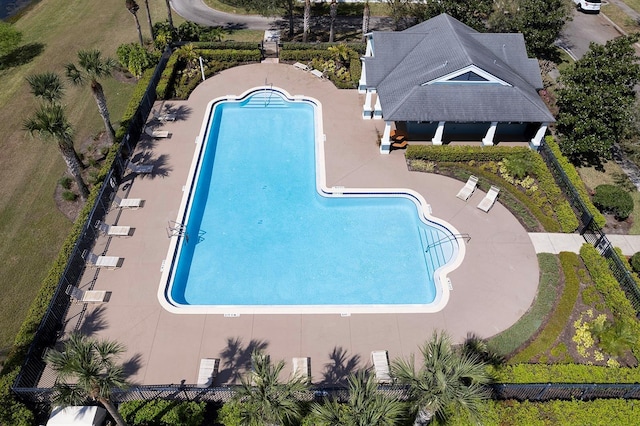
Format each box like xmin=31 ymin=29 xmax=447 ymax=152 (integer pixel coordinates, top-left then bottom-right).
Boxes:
xmin=630 ymin=252 xmax=640 ymax=274
xmin=592 ymin=184 xmax=634 ymax=220
xmin=281 ymin=42 xmax=365 ymax=53
xmin=191 ymin=41 xmax=259 ymax=50
xmin=280 ymin=49 xmax=335 ymax=62
xmin=156 ymin=52 xmax=180 ymax=100
xmin=198 ymin=48 xmax=261 ymax=62
xmin=58 ymin=176 xmax=72 ymax=189
xmin=62 ymin=190 xmax=78 ymax=201
xmin=120 ymin=400 xmax=206 ymax=426
xmin=216 ymin=400 xmax=243 ymax=426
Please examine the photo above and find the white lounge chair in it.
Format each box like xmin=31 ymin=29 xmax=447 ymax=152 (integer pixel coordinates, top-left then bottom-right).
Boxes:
xmin=293 ymin=62 xmax=310 ymax=71
xmin=197 ymin=358 xmax=219 ymax=387
xmin=292 ymin=357 xmax=311 ymax=383
xmin=95 ymin=220 xmax=131 ymax=237
xmin=126 ymin=160 xmax=154 ymax=174
xmin=82 ymin=249 xmax=122 ymax=269
xmin=371 ymin=350 xmax=392 ymax=383
xmin=113 ymin=195 xmax=143 ymax=209
xmin=477 ymin=185 xmax=500 ymax=212
xmin=144 ymin=126 xmax=170 ymax=138
xmin=456 ymin=175 xmax=478 ymax=201
xmin=66 ymin=285 xmax=108 ymax=303
xmin=310 ymin=69 xmax=325 ymax=79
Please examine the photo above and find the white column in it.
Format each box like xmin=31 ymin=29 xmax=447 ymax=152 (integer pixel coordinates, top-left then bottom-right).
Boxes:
xmin=530 ymin=122 xmax=549 ymax=150
xmin=380 ymin=121 xmax=392 ymax=154
xmin=358 ymin=61 xmax=367 ymax=94
xmin=373 ymin=94 xmax=383 ymax=119
xmin=362 ymin=90 xmax=373 ymax=119
xmin=482 ymin=121 xmax=498 ymax=146
xmin=432 ymin=121 xmax=445 ymax=145
xmin=365 ymin=36 xmax=373 ymax=57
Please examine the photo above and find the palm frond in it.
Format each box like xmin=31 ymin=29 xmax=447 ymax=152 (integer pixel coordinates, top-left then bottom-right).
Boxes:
xmin=26 ymin=72 xmax=64 ymax=104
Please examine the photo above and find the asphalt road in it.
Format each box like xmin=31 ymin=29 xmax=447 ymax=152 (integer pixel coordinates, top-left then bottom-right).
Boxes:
xmin=559 ymin=7 xmax=625 ymax=59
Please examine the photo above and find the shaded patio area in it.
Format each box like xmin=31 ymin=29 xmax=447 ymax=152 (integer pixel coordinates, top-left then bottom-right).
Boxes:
xmin=56 ymin=63 xmax=539 ymax=387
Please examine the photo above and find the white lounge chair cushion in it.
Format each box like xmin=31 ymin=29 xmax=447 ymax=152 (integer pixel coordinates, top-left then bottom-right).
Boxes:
xmin=456 ymin=175 xmax=478 ymax=201
xmin=114 ymin=195 xmax=142 ymax=209
xmin=292 ymin=357 xmax=311 ymax=381
xmin=477 ymin=186 xmax=500 ymax=212
xmin=371 ymin=350 xmax=392 ymax=383
xmin=197 ymin=358 xmax=219 ymax=387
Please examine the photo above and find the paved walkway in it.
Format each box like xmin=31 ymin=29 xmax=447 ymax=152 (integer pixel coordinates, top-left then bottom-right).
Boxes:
xmin=529 ymin=233 xmax=640 ymax=255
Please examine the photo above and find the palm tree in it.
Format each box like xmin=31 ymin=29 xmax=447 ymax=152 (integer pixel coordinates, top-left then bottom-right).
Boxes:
xmin=125 ymin=0 xmax=144 ymax=46
xmin=23 ymin=103 xmax=90 ymax=200
xmin=164 ymin=0 xmax=174 ymax=30
xmin=26 ymin=72 xmax=64 ymax=104
xmin=303 ymin=0 xmax=311 ymax=43
xmin=311 ymin=370 xmax=405 ymax=425
xmin=143 ymin=0 xmax=153 ymax=39
xmin=392 ymin=331 xmax=492 ymax=425
xmin=362 ymin=0 xmax=370 ymax=41
xmin=329 ymin=0 xmax=338 ymax=43
xmin=234 ymin=350 xmax=308 ymax=425
xmin=66 ymin=50 xmax=117 ymax=144
xmin=45 ymin=333 xmax=129 ymax=426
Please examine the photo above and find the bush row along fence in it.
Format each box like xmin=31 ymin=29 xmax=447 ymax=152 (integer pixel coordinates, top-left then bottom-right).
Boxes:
xmin=11 ymin=59 xmax=640 ymax=407
xmin=13 ymin=383 xmax=640 ymax=406
xmin=538 ymin=142 xmax=640 ymax=314
xmin=12 ymin=47 xmax=173 ymax=396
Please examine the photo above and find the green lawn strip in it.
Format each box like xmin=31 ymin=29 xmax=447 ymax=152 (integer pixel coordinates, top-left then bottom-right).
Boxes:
xmin=203 ymin=0 xmax=389 ymax=17
xmin=486 ymin=254 xmax=560 ymax=356
xmin=508 ymin=252 xmax=581 ymax=363
xmin=602 ymin=3 xmax=640 ymax=34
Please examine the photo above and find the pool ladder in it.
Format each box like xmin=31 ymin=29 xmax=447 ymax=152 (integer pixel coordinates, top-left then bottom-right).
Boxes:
xmin=167 ymin=221 xmax=189 ymax=243
xmin=425 ymin=233 xmax=470 ymax=252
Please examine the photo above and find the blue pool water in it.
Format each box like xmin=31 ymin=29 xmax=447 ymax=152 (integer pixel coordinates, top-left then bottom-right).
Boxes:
xmin=167 ymin=90 xmax=456 ymax=308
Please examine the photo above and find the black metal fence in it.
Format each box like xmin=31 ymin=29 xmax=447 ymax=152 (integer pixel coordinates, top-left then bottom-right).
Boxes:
xmin=538 ymin=141 xmax=640 ymax=313
xmin=12 ymin=47 xmax=173 ymax=392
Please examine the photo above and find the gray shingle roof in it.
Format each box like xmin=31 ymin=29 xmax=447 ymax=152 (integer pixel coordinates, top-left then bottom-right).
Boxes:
xmin=363 ymin=14 xmax=554 ymax=123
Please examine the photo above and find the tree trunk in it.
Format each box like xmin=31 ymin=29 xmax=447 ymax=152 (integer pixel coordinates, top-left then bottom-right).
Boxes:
xmin=362 ymin=2 xmax=370 ymax=41
xmin=165 ymin=0 xmax=174 ymax=29
xmin=99 ymin=397 xmax=128 ymax=426
xmin=90 ymin=80 xmax=115 ymax=144
xmin=413 ymin=408 xmax=433 ymax=426
xmin=303 ymin=0 xmax=310 ymax=43
xmin=329 ymin=0 xmax=337 ymax=43
xmin=129 ymin=11 xmax=143 ymax=46
xmin=59 ymin=143 xmax=89 ymax=200
xmin=143 ymin=0 xmax=153 ymax=40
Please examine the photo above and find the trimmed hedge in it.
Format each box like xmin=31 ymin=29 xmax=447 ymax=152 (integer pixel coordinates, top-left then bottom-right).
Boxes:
xmin=198 ymin=48 xmax=261 ymax=63
xmin=119 ymin=400 xmax=206 ymax=426
xmin=407 ymin=145 xmax=579 ymax=232
xmin=494 ymin=244 xmax=640 ymax=384
xmin=544 ymin=136 xmax=606 ymax=228
xmin=281 ymin=42 xmax=365 ymax=53
xmin=190 ymin=41 xmax=259 ymax=50
xmin=279 ymin=49 xmax=336 ymax=62
xmin=442 ymin=399 xmax=640 ymax=425
xmin=509 ymin=252 xmax=581 ymax=364
xmin=156 ymin=52 xmax=180 ymax=100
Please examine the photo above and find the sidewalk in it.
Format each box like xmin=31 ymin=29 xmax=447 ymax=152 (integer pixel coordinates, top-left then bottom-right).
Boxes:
xmin=529 ymin=233 xmax=640 ymax=256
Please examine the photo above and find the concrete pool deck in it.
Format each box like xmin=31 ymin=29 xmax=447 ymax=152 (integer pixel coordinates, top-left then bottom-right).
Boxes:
xmin=56 ymin=63 xmax=539 ymax=387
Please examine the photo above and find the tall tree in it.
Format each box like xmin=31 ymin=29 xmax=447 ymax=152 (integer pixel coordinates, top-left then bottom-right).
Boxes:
xmin=45 ymin=333 xmax=129 ymax=426
xmin=66 ymin=50 xmax=117 ymax=144
xmin=488 ymin=0 xmax=571 ymax=58
xmin=329 ymin=0 xmax=338 ymax=43
xmin=235 ymin=0 xmax=296 ymax=39
xmin=24 ymin=73 xmax=90 ymax=200
xmin=125 ymin=0 xmax=144 ymax=46
xmin=303 ymin=0 xmax=311 ymax=43
xmin=311 ymin=370 xmax=405 ymax=425
xmin=407 ymin=0 xmax=493 ymax=31
xmin=233 ymin=350 xmax=308 ymax=425
xmin=392 ymin=330 xmax=492 ymax=425
xmin=26 ymin=72 xmax=64 ymax=104
xmin=143 ymin=0 xmax=154 ymax=39
xmin=556 ymin=35 xmax=640 ymax=165
xmin=165 ymin=0 xmax=175 ymax=30
xmin=362 ymin=0 xmax=371 ymax=41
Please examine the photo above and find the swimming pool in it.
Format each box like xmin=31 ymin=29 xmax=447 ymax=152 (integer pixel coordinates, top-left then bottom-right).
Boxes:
xmin=159 ymin=87 xmax=464 ymax=314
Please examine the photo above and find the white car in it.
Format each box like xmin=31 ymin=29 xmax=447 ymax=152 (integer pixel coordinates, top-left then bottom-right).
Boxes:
xmin=574 ymin=0 xmax=601 ymax=13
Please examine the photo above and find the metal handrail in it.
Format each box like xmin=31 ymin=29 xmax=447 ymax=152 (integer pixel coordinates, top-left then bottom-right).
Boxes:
xmin=425 ymin=233 xmax=471 ymax=252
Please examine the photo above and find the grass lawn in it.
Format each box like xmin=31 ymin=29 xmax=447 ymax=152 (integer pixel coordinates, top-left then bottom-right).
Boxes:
xmin=602 ymin=3 xmax=640 ymax=34
xmin=578 ymin=162 xmax=640 ymax=234
xmin=0 ymin=1 xmax=184 ymax=358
